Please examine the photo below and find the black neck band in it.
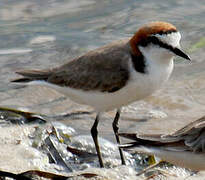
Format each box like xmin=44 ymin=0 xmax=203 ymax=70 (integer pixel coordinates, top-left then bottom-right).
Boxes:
xmin=131 ymin=53 xmax=147 ymax=74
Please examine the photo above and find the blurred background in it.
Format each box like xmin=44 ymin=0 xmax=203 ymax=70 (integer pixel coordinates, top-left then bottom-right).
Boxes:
xmin=0 ymin=0 xmax=205 ymax=130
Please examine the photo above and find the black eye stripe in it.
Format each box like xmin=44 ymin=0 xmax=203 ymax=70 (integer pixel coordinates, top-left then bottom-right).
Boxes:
xmin=138 ymin=36 xmax=175 ymax=52
xmin=156 ymin=29 xmax=177 ymax=35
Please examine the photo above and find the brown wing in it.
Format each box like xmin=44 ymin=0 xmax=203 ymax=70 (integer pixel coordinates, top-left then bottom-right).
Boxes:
xmin=12 ymin=39 xmax=131 ymax=93
xmin=47 ymin=40 xmax=130 ymax=92
xmin=12 ymin=69 xmax=52 ymax=82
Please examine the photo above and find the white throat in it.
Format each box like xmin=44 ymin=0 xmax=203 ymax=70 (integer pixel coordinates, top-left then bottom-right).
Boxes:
xmin=136 ymin=45 xmax=174 ymax=95
xmin=139 ymin=45 xmax=174 ymax=65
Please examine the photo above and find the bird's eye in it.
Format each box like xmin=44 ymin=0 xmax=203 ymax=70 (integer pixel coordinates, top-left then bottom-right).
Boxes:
xmin=139 ymin=36 xmax=163 ymax=47
xmin=138 ymin=36 xmax=176 ymax=54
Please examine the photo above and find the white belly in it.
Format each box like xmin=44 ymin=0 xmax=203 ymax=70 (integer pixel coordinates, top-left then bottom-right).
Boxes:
xmin=42 ymin=81 xmax=153 ymax=112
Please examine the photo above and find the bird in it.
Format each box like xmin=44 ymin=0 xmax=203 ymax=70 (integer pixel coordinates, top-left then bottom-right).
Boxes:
xmin=11 ymin=21 xmax=190 ymax=168
xmin=119 ymin=116 xmax=205 ymax=171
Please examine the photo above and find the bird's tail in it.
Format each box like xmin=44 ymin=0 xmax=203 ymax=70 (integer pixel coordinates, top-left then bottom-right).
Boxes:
xmin=11 ymin=69 xmax=52 ymax=83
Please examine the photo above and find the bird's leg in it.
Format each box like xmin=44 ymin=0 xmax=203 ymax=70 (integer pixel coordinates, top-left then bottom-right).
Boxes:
xmin=91 ymin=113 xmax=104 ymax=168
xmin=112 ymin=108 xmax=126 ymax=165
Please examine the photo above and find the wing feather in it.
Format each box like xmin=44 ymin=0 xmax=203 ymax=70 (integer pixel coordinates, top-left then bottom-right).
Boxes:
xmin=48 ymin=40 xmax=130 ymax=92
xmin=12 ymin=39 xmax=131 ymax=93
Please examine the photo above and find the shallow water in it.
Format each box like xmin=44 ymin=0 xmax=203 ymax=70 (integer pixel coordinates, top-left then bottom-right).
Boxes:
xmin=0 ymin=0 xmax=205 ymax=179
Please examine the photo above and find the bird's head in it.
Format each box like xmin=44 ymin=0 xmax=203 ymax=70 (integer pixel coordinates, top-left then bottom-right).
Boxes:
xmin=130 ymin=21 xmax=190 ymax=62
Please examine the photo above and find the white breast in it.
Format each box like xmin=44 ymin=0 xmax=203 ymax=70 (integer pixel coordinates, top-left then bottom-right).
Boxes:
xmin=130 ymin=56 xmax=174 ymax=97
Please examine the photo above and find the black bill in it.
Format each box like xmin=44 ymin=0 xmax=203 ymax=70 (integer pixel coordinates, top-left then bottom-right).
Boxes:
xmin=173 ymin=48 xmax=191 ymax=60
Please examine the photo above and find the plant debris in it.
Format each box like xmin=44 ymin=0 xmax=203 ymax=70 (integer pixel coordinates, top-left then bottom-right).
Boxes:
xmin=0 ymin=106 xmax=46 ymax=125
